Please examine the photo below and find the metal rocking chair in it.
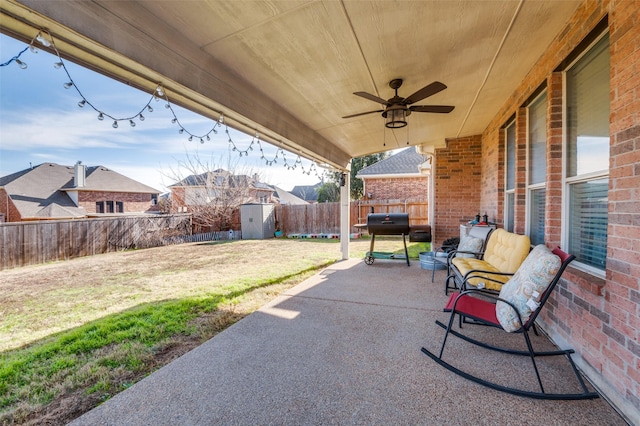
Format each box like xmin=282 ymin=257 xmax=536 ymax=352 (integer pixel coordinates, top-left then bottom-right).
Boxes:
xmin=421 ymin=246 xmax=600 ymax=400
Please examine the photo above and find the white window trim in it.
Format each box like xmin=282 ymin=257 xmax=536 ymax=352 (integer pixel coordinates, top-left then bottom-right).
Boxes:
xmin=525 ymin=91 xmax=547 ymax=244
xmin=561 ymin=32 xmax=609 ymax=279
xmin=504 ymin=120 xmax=516 ymax=231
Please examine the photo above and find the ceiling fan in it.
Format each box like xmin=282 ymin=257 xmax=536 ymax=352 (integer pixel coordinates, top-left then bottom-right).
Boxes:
xmin=343 ymin=79 xmax=455 ymax=128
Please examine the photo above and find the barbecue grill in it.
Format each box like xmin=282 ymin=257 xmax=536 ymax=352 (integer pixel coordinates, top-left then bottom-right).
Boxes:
xmin=356 ymin=213 xmax=432 ymax=266
xmin=362 ymin=213 xmax=410 ymax=265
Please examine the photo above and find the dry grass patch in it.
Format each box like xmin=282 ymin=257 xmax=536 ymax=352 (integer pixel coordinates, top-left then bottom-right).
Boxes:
xmin=0 ymin=237 xmax=423 ymax=425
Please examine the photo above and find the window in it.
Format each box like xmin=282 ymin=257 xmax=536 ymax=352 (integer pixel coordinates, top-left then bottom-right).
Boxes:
xmin=504 ymin=120 xmax=516 ymax=232
xmin=116 ymin=201 xmax=124 ymax=213
xmin=106 ymin=200 xmax=114 ymax=213
xmin=96 ymin=201 xmax=104 ymax=213
xmin=564 ymin=34 xmax=609 ymax=272
xmin=527 ymin=92 xmax=547 ymax=245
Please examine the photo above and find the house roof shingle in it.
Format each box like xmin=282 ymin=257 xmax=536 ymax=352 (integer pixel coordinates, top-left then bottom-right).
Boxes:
xmin=1 ymin=163 xmax=159 ymax=220
xmin=290 ymin=182 xmax=322 ymax=202
xmin=356 ymin=147 xmax=427 ymax=177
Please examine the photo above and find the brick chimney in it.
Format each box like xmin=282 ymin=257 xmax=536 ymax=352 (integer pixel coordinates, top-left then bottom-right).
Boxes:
xmin=74 ymin=161 xmax=86 ymax=188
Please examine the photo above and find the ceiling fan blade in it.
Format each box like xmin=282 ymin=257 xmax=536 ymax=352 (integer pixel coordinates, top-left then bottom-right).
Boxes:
xmin=342 ymin=109 xmax=384 ymax=119
xmin=353 ymin=92 xmax=388 ymax=105
xmin=410 ymin=105 xmax=455 ymax=113
xmin=403 ymin=81 xmax=447 ymax=105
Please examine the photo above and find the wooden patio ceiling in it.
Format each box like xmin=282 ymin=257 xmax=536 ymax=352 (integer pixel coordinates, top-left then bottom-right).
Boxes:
xmin=0 ymin=0 xmax=580 ymax=170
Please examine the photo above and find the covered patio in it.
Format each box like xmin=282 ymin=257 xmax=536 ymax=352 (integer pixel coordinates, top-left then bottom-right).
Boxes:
xmin=70 ymin=260 xmax=624 ymax=425
xmin=1 ymin=0 xmax=638 ymax=423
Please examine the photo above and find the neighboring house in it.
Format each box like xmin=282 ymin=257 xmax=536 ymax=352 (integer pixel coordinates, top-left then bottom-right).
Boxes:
xmin=169 ymin=169 xmax=305 ymax=212
xmin=356 ymin=146 xmax=430 ymax=200
xmin=272 ymin=186 xmax=308 ymax=205
xmin=290 ymin=182 xmax=322 ymax=203
xmin=0 ymin=162 xmax=160 ymax=222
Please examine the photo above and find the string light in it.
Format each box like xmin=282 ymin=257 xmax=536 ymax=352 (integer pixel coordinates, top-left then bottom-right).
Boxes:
xmin=0 ymin=29 xmax=329 ymax=181
xmin=0 ymin=46 xmax=28 ymax=68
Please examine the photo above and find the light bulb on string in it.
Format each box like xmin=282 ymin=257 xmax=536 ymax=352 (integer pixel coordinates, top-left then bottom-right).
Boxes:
xmin=188 ymin=136 xmax=193 ymax=141
xmin=29 ymin=44 xmax=38 ymax=54
xmin=156 ymin=86 xmax=165 ymax=97
xmin=112 ymin=121 xmax=118 ymax=129
xmin=129 ymin=120 xmax=136 ymax=127
xmin=179 ymin=128 xmax=184 ymax=134
xmin=36 ymin=32 xmax=51 ymax=47
xmin=15 ymin=59 xmax=27 ymax=69
xmin=147 ymin=105 xmax=153 ymax=113
xmin=165 ymin=103 xmax=170 ymax=109
xmin=139 ymin=114 xmax=145 ymax=121
xmin=54 ymin=62 xmax=63 ymax=69
xmin=171 ymin=118 xmax=177 ymax=124
xmin=200 ymin=138 xmax=204 ymax=144
xmin=78 ymin=100 xmax=86 ymax=108
xmin=206 ymin=135 xmax=210 ymax=141
xmin=97 ymin=113 xmax=104 ymax=121
xmin=63 ymin=82 xmax=73 ymax=89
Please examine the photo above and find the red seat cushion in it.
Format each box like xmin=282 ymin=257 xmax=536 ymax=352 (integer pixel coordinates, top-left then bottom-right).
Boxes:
xmin=444 ymin=292 xmax=500 ymax=326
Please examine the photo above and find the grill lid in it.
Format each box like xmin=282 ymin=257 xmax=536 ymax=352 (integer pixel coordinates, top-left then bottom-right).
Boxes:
xmin=366 ymin=213 xmax=410 ymax=235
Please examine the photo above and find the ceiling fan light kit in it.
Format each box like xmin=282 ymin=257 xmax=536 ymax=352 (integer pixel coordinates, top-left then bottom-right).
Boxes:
xmin=343 ymin=78 xmax=455 ymax=130
xmin=383 ymin=104 xmax=408 ymax=128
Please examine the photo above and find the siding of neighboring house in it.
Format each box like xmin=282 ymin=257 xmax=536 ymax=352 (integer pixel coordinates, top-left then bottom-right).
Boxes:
xmin=363 ymin=176 xmax=428 ymax=200
xmin=433 ymin=1 xmax=639 ymax=419
xmin=358 ymin=147 xmax=430 ymax=203
xmin=0 ymin=188 xmax=21 ymax=222
xmin=76 ymin=191 xmax=157 ymax=214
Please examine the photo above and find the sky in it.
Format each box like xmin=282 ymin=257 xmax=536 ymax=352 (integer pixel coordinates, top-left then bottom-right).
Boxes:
xmin=0 ymin=33 xmax=324 ymax=192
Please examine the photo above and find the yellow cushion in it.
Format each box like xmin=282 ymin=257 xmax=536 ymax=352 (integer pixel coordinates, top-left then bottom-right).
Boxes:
xmin=450 ymin=258 xmax=512 ymax=291
xmin=482 ymin=229 xmax=530 ymax=273
xmin=451 ymin=229 xmax=531 ymax=291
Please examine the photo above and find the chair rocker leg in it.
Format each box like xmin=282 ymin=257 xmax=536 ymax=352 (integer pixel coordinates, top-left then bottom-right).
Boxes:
xmin=420 ymin=346 xmax=599 ymax=400
xmin=434 ymin=320 xmax=575 ymax=357
xmin=424 ymin=319 xmax=600 ymax=400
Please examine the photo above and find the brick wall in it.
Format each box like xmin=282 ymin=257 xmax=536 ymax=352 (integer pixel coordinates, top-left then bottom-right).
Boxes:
xmin=363 ymin=176 xmax=428 ymax=201
xmin=0 ymin=188 xmax=22 ymax=222
xmin=437 ymin=0 xmax=639 ymax=420
xmin=433 ymin=135 xmax=482 ymax=246
xmin=77 ymin=191 xmax=156 ymax=214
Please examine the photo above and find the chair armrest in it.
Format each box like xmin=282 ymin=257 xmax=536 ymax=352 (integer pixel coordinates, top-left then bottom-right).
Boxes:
xmin=450 ymin=249 xmax=484 ymax=259
xmin=462 ymin=269 xmax=514 ymax=281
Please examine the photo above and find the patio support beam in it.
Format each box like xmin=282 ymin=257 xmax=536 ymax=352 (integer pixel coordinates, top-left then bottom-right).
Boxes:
xmin=340 ymin=167 xmax=351 ymax=260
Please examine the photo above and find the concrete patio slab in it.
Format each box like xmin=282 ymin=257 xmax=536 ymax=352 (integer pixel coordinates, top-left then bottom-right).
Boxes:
xmin=71 ymin=259 xmax=627 ymax=425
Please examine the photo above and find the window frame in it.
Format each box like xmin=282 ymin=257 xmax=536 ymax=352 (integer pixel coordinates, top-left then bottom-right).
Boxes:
xmin=526 ymin=90 xmax=547 ymax=246
xmin=561 ymin=31 xmax=609 ymax=277
xmin=504 ymin=119 xmax=516 ymax=232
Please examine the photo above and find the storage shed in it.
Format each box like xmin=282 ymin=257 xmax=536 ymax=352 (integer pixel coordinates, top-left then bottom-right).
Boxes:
xmin=240 ymin=203 xmax=275 ymax=239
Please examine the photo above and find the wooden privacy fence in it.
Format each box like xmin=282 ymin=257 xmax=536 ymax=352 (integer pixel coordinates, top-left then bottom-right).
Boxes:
xmin=274 ymin=199 xmax=428 ymax=235
xmin=0 ymin=214 xmax=193 ymax=270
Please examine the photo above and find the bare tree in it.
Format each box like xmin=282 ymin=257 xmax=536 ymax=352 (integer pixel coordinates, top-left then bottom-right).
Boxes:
xmin=162 ymin=152 xmax=268 ymax=233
